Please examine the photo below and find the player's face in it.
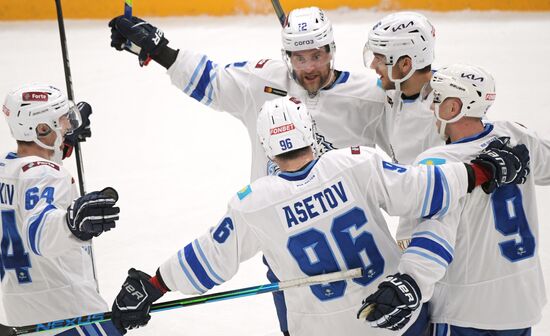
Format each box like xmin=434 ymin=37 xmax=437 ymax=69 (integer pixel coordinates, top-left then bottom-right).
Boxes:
xmin=290 ymin=48 xmax=333 ymax=94
xmin=370 ymin=53 xmax=394 ymax=90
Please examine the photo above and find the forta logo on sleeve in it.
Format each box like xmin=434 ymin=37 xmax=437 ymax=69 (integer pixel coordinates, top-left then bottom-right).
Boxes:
xmin=22 ymin=92 xmax=48 ymax=102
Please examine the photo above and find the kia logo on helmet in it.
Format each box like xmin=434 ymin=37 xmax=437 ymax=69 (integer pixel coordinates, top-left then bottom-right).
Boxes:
xmin=392 ymin=21 xmax=414 ymax=32
xmin=294 ymin=40 xmax=314 ymax=46
xmin=2 ymin=105 xmax=9 ymax=117
xmin=22 ymin=92 xmax=48 ymax=102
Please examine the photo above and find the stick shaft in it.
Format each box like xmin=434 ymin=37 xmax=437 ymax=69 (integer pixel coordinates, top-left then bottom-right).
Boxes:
xmin=2 ymin=268 xmax=363 ymax=335
xmin=270 ymin=0 xmax=286 ymax=26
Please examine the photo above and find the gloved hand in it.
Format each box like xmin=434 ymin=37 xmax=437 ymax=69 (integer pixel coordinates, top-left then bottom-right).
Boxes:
xmin=63 ymin=101 xmax=92 ymax=159
xmin=112 ymin=268 xmax=166 ymax=335
xmin=109 ymin=15 xmax=169 ymax=67
xmin=471 ymin=137 xmax=530 ymax=193
xmin=357 ymin=273 xmax=421 ymax=331
xmin=66 ymin=187 xmax=120 ymax=241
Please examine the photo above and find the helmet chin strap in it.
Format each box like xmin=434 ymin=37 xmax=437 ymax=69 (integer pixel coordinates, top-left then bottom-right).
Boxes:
xmin=33 ymin=128 xmax=64 ymax=164
xmin=434 ymin=103 xmax=465 ymax=141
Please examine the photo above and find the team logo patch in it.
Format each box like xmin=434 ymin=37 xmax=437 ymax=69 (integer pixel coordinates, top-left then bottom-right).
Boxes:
xmin=2 ymin=105 xmax=9 ymax=116
xmin=22 ymin=161 xmax=60 ymax=172
xmin=264 ymin=86 xmax=287 ymax=97
xmin=255 ymin=59 xmax=270 ymax=68
xmin=270 ymin=123 xmax=295 ymax=135
xmin=237 ymin=185 xmax=252 ymax=200
xmin=418 ymin=157 xmax=446 ymax=165
xmin=22 ymin=92 xmax=48 ymax=102
xmin=350 ymin=146 xmax=361 ymax=155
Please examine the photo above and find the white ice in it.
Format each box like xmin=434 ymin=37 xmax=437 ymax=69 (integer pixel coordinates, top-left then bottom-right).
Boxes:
xmin=0 ymin=9 xmax=549 ymax=335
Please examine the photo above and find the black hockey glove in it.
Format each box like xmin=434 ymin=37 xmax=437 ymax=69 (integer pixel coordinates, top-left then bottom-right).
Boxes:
xmin=357 ymin=273 xmax=421 ymax=331
xmin=471 ymin=137 xmax=530 ymax=193
xmin=112 ymin=268 xmax=165 ymax=335
xmin=66 ymin=187 xmax=120 ymax=241
xmin=63 ymin=101 xmax=92 ymax=159
xmin=109 ymin=16 xmax=169 ymax=67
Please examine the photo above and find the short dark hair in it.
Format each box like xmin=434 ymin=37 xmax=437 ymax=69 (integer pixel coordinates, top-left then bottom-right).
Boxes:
xmin=274 ymin=146 xmax=311 ymax=161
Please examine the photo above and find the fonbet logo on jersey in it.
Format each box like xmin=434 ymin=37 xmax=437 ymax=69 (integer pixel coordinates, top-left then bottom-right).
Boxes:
xmin=270 ymin=123 xmax=295 ymax=135
xmin=22 ymin=91 xmax=48 ymax=101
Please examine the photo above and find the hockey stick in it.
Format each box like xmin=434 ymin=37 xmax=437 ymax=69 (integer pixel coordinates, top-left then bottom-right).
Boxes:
xmin=0 ymin=268 xmax=364 ymax=335
xmin=54 ymin=0 xmax=102 ymax=292
xmin=124 ymin=0 xmax=133 ymax=48
xmin=271 ymin=0 xmax=286 ymax=26
xmin=54 ymin=0 xmax=86 ymax=196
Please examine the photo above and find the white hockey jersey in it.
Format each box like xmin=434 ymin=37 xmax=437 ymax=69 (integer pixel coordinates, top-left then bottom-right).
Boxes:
xmin=158 ymin=147 xmax=469 ymax=336
xmin=380 ymin=87 xmax=445 ymax=165
xmin=167 ymin=51 xmax=389 ymax=180
xmin=0 ymin=153 xmax=107 ymax=326
xmin=398 ymin=121 xmax=550 ymax=330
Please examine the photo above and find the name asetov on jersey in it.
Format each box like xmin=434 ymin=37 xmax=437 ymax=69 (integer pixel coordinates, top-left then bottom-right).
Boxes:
xmin=278 ymin=180 xmax=354 ymax=232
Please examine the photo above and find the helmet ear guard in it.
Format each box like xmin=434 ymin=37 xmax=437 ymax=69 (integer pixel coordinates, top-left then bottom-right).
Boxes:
xmin=257 ymin=96 xmax=317 ymax=160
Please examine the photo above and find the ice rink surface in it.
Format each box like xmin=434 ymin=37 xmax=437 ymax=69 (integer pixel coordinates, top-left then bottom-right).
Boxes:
xmin=0 ymin=8 xmax=549 ymax=335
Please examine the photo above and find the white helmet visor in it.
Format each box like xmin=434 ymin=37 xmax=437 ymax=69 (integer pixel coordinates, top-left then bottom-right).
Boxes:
xmin=286 ymin=47 xmax=333 ymax=71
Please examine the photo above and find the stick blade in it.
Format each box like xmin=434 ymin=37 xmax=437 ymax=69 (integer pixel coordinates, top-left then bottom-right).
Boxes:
xmin=0 ymin=324 xmax=17 ymax=336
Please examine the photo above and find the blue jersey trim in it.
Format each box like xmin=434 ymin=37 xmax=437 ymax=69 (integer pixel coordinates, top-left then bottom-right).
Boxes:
xmin=452 ymin=123 xmax=494 ymax=144
xmin=5 ymin=152 xmax=17 ymax=159
xmin=184 ymin=243 xmax=216 ymax=290
xmin=191 ymin=59 xmax=215 ymax=103
xmin=421 ymin=166 xmax=433 ymax=218
xmin=278 ymin=159 xmax=318 ymax=181
xmin=324 ymin=71 xmax=350 ymax=90
xmin=408 ymin=237 xmax=453 ymax=264
xmin=404 ymin=249 xmax=448 ymax=268
xmin=412 ymin=231 xmax=454 ymax=254
xmin=177 ymin=249 xmax=206 ymax=293
xmin=184 ymin=55 xmax=207 ymax=94
xmin=28 ymin=204 xmax=56 ymax=256
xmin=194 ymin=239 xmax=224 ymax=284
xmin=425 ymin=166 xmax=444 ymax=219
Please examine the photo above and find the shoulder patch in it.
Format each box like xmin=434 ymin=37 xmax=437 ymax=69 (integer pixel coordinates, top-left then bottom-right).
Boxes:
xmin=418 ymin=157 xmax=446 ymax=165
xmin=255 ymin=59 xmax=271 ymax=68
xmin=264 ymin=86 xmax=287 ymax=97
xmin=22 ymin=161 xmax=60 ymax=172
xmin=237 ymin=185 xmax=252 ymax=200
xmin=350 ymin=146 xmax=361 ymax=155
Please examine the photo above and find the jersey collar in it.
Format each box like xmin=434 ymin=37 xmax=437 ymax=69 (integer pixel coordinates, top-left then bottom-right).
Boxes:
xmin=451 ymin=123 xmax=494 ymax=144
xmin=5 ymin=152 xmax=17 ymax=159
xmin=278 ymin=159 xmax=319 ymax=181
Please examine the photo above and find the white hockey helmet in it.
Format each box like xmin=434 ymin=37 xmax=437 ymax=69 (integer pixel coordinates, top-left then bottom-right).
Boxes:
xmin=364 ymin=12 xmax=435 ymax=89
xmin=431 ymin=64 xmax=496 ymax=139
xmin=3 ymin=84 xmax=81 ymax=159
xmin=281 ymin=7 xmax=336 ymax=76
xmin=257 ymin=96 xmax=316 ymax=160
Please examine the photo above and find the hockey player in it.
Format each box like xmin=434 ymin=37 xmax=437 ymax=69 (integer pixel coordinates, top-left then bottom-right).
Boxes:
xmin=364 ymin=11 xmax=446 ymax=249
xmin=0 ymin=84 xmax=121 ymax=335
xmin=108 ymin=8 xmax=390 ymax=334
xmin=357 ymin=65 xmax=548 ymax=336
xmin=109 ymin=96 xmax=529 ymax=335
xmin=108 ymin=7 xmax=389 ymax=181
